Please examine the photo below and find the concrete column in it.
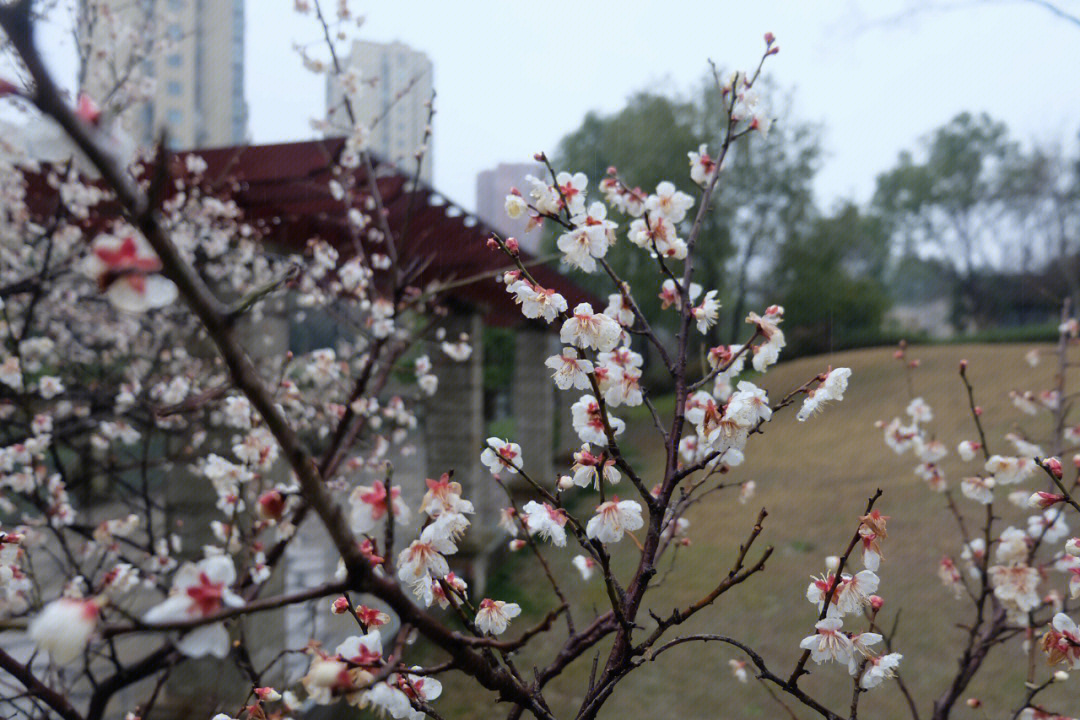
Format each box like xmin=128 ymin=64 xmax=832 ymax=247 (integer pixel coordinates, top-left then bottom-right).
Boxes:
xmin=556 ymin=384 xmax=582 ymax=459
xmin=423 ymin=310 xmax=494 ymax=590
xmin=512 ymin=328 xmax=556 ymax=485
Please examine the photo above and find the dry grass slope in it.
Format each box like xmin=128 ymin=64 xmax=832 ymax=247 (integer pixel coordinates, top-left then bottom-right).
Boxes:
xmin=435 ymin=343 xmax=1077 ymax=719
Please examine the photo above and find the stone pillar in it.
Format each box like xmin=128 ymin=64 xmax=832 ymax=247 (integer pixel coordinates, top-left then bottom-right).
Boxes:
xmin=556 ymin=385 xmax=581 ymax=460
xmin=424 ymin=310 xmax=494 ymax=591
xmin=512 ymin=328 xmax=556 ymax=485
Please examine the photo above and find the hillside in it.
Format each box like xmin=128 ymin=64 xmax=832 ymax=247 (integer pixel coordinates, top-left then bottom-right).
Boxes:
xmin=436 ymin=343 xmax=1075 ymax=719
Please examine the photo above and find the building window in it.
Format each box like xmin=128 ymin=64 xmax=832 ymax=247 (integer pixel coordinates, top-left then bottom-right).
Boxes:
xmin=166 ymin=53 xmax=182 ymax=67
xmin=167 ymin=23 xmax=182 ymax=41
xmin=168 ymin=0 xmax=184 ymax=9
xmin=166 ymin=80 xmax=182 ymax=96
xmin=166 ymin=108 xmax=184 ymax=126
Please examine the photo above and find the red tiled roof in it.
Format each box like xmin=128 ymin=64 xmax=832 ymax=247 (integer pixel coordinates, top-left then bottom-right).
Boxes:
xmin=183 ymin=138 xmax=600 ymax=327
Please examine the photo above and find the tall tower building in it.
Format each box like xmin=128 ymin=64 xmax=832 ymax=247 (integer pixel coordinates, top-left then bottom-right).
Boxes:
xmin=81 ymin=0 xmax=248 ymax=149
xmin=326 ymin=40 xmax=434 ymax=183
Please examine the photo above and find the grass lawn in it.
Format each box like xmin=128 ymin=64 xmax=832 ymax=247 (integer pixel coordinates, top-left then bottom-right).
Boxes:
xmin=432 ymin=343 xmax=1076 ymax=719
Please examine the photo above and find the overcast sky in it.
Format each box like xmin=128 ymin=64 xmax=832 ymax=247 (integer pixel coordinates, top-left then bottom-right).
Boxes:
xmin=33 ymin=0 xmax=1080 ymax=213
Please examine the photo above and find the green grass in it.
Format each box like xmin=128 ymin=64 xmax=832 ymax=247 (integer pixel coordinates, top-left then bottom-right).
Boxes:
xmin=434 ymin=343 xmax=1076 ymax=719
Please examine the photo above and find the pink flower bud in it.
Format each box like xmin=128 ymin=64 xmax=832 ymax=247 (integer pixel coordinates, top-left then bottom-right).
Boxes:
xmin=254 ymin=687 xmax=281 ymax=701
xmin=486 ymin=237 xmax=500 ymax=251
xmin=257 ymin=490 xmax=285 ymax=521
xmin=974 ymin=406 xmax=983 ymax=416
xmin=509 ymin=539 xmax=526 ymax=552
xmin=75 ymin=93 xmax=101 ymax=125
xmin=909 ymin=359 xmax=920 ymax=368
xmin=966 ymin=698 xmax=982 ymax=708
xmin=533 ymin=152 xmax=546 ymax=162
xmin=893 ymin=350 xmax=904 ymax=359
xmin=1028 ymin=491 xmax=1064 ymax=509
xmin=959 ymin=359 xmax=968 ymax=371
xmin=764 ymin=32 xmax=776 ymax=44
xmin=606 ymin=165 xmax=618 ymax=175
xmin=505 ymin=238 xmax=520 ymax=255
xmin=869 ymin=595 xmax=884 ymax=611
xmin=1044 ymin=457 xmax=1064 ymax=479
xmin=331 ymin=596 xmax=350 ymax=615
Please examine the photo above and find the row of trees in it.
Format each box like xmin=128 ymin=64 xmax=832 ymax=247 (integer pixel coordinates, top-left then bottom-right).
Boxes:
xmin=554 ymin=84 xmax=1080 ymax=356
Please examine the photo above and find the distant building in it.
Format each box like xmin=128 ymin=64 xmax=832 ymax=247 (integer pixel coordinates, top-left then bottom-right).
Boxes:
xmin=475 ymin=162 xmax=545 ymax=253
xmin=326 ymin=40 xmax=434 ymax=183
xmin=81 ymin=0 xmax=248 ymax=149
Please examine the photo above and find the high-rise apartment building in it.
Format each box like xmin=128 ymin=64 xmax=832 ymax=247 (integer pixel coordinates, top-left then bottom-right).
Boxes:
xmin=81 ymin=0 xmax=247 ymax=149
xmin=476 ymin=162 xmax=546 ymax=254
xmin=326 ymin=40 xmax=434 ymax=183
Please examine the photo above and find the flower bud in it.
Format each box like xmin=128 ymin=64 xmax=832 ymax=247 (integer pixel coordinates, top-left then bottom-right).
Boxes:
xmin=331 ymin=596 xmax=350 ymax=615
xmin=1054 ymin=670 xmax=1070 ymax=681
xmin=1066 ymin=537 xmax=1080 ymax=556
xmin=959 ymin=359 xmax=968 ymax=371
xmin=966 ymin=698 xmax=981 ymax=708
xmin=824 ymin=555 xmax=840 ymax=571
xmin=869 ymin=595 xmax=884 ymax=611
xmin=557 ymin=475 xmax=574 ymax=491
xmin=509 ymin=539 xmax=526 ymax=552
xmin=1043 ymin=457 xmax=1064 ymax=479
xmin=257 ymin=490 xmax=285 ymax=521
xmin=974 ymin=406 xmax=983 ymax=416
xmin=486 ymin=237 xmax=500 ymax=251
xmin=255 ymin=687 xmax=281 ymax=702
xmin=75 ymin=93 xmax=102 ymax=125
xmin=606 ymin=165 xmax=618 ymax=176
xmin=764 ymin=32 xmax=775 ymax=44
xmin=533 ymin=152 xmax=546 ymax=162
xmin=505 ymin=238 xmax=520 ymax=255
xmin=1028 ymin=491 xmax=1064 ymax=509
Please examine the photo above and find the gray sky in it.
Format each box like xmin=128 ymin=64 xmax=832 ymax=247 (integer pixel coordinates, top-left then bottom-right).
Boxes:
xmin=36 ymin=1 xmax=1080 ymax=212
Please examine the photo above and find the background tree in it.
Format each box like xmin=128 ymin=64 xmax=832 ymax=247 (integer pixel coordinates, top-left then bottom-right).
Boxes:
xmin=872 ymin=112 xmax=1018 ymax=328
xmin=774 ymin=202 xmax=891 ymax=356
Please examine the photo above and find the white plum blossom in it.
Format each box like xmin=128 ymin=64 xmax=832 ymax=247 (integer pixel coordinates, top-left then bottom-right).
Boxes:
xmin=522 ymin=501 xmax=568 ymax=547
xmin=644 ymin=181 xmax=695 ymax=223
xmin=797 ymin=367 xmax=852 ymax=421
xmin=571 ymin=395 xmax=625 ymax=445
xmin=859 ymin=652 xmax=903 ymax=689
xmin=506 ymin=278 xmax=568 ymax=323
xmin=475 ymin=598 xmax=521 ymax=635
xmin=572 ymin=555 xmax=596 ymax=580
xmin=143 ymin=555 xmax=244 ymax=658
xmin=960 ymin=476 xmax=995 ymax=505
xmin=688 ymin=144 xmax=719 ymax=186
xmin=799 ymin=618 xmax=853 ymax=666
xmin=746 ymin=306 xmax=785 ymax=372
xmin=29 ymin=597 xmax=100 ymax=664
xmin=586 ymin=498 xmax=643 ymax=544
xmin=349 ymin=481 xmax=410 ymax=535
xmin=83 ymin=234 xmax=178 ymax=312
xmin=560 ymin=303 xmax=622 ymax=352
xmin=906 ymin=397 xmax=933 ymax=424
xmin=545 ymin=347 xmax=594 ymax=390
xmin=481 ymin=438 xmax=522 ymax=475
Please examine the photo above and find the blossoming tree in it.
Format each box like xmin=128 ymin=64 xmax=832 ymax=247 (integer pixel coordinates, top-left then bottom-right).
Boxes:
xmin=0 ymin=1 xmax=1076 ymax=719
